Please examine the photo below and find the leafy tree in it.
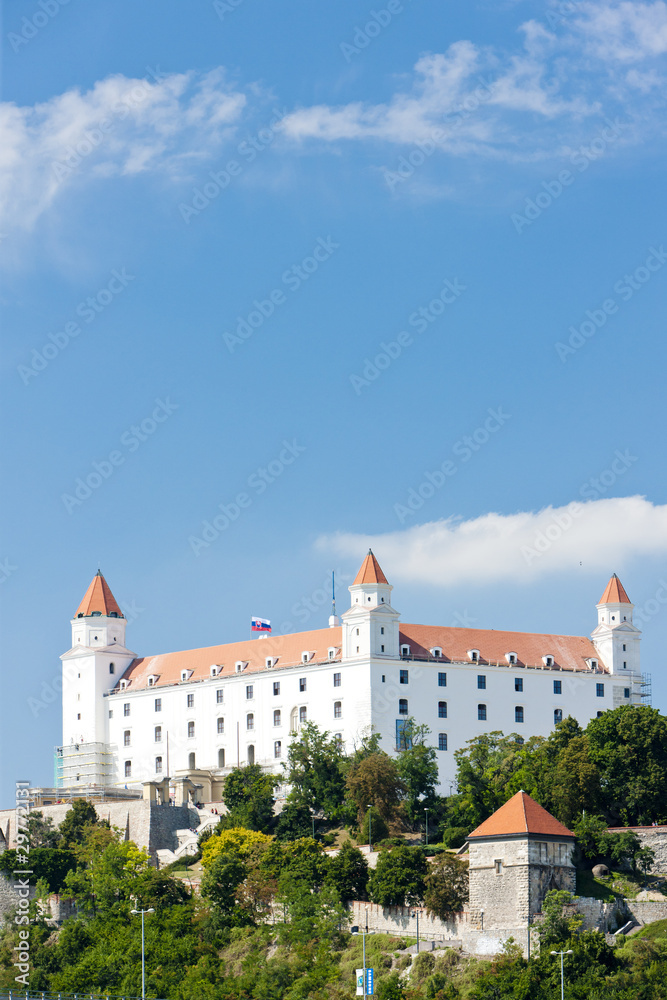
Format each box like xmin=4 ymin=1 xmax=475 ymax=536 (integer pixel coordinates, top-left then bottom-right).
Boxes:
xmin=222 ymin=765 xmax=279 ymax=831
xmin=573 ymin=813 xmax=609 ymax=860
xmin=201 ymin=826 xmax=273 ymax=869
xmin=284 ymin=722 xmax=349 ymax=822
xmin=27 ymin=811 xmax=61 ymax=848
xmin=325 ymin=841 xmax=369 ymax=902
xmin=424 ymin=853 xmax=468 ymax=919
xmin=441 ymin=827 xmax=468 ymax=850
xmin=368 ymin=844 xmax=427 ymax=906
xmin=62 ymin=838 xmax=153 ymax=915
xmin=586 ymin=705 xmax=667 ymax=824
xmin=0 ymin=847 xmax=76 ymax=893
xmin=346 ymin=752 xmax=406 ymax=826
xmin=58 ymin=799 xmax=98 ymax=847
xmin=395 ymin=719 xmax=439 ymax=828
xmin=274 ymin=801 xmax=313 ymax=841
xmin=451 ymin=732 xmax=526 ymax=830
xmin=535 ymin=889 xmax=582 ymax=948
xmin=200 ymin=850 xmax=248 ymax=920
xmin=360 ymin=804 xmax=389 ymax=846
xmin=635 ymin=845 xmax=656 ymax=881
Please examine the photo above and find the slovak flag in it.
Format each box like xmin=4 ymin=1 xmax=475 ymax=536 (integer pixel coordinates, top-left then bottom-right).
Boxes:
xmin=252 ymin=616 xmax=271 ymax=633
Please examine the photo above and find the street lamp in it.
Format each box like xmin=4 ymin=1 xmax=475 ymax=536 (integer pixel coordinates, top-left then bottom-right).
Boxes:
xmin=367 ymin=804 xmax=372 ymax=853
xmin=550 ymin=949 xmax=573 ymax=1000
xmin=411 ymin=909 xmax=420 ymax=952
xmin=424 ymin=807 xmax=429 ymax=847
xmin=131 ymin=906 xmax=155 ymax=999
xmin=351 ymin=915 xmax=372 ymax=1000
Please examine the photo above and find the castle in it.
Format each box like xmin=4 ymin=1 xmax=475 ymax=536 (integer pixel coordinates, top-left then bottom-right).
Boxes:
xmin=57 ymin=553 xmax=642 ymax=798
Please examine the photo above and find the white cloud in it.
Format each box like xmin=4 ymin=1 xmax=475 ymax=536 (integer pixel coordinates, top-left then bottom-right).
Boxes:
xmin=316 ymin=497 xmax=667 ymax=587
xmin=0 ymin=68 xmax=246 ymax=232
xmin=573 ymin=2 xmax=667 ymax=62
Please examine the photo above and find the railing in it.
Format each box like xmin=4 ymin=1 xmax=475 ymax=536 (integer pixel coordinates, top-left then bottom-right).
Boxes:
xmin=0 ymin=991 xmax=163 ymax=1000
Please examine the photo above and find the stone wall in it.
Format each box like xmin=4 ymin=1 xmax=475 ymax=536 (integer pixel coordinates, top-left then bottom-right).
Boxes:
xmin=0 ymin=874 xmax=35 ymax=926
xmin=627 ymin=900 xmax=667 ymax=926
xmin=607 ymin=827 xmax=667 ymax=875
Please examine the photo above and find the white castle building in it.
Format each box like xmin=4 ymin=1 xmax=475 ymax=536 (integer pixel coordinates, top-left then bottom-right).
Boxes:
xmin=58 ymin=553 xmax=643 ymax=799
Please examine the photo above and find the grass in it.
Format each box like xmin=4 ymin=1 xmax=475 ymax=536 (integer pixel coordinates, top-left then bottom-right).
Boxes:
xmin=576 ymin=865 xmax=660 ymax=901
xmin=631 ymin=919 xmax=667 ymax=941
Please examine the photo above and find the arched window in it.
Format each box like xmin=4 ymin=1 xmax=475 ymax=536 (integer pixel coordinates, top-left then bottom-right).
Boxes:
xmin=438 ymin=734 xmax=448 ymax=750
xmin=247 ymin=745 xmax=255 ymax=765
xmin=515 ymin=706 xmax=524 ymax=723
xmin=398 ymin=698 xmax=408 ymax=715
xmin=218 ymin=748 xmax=225 ymax=768
xmin=438 ymin=701 xmax=447 ymax=718
xmin=154 ymin=726 xmax=162 ymax=742
xmin=247 ymin=713 xmax=254 ymax=730
xmin=188 ymin=752 xmax=196 ymax=769
xmin=217 ymin=718 xmax=224 ymax=734
xmin=188 ymin=721 xmax=195 ymax=738
xmin=478 ymin=704 xmax=487 ymax=721
xmin=155 ymin=756 xmax=163 ymax=774
xmin=124 ymin=760 xmax=132 ymax=778
xmin=334 ymin=701 xmax=342 ymax=719
xmin=109 ymin=663 xmax=115 ymax=674
xmin=554 ymin=709 xmax=563 ymax=724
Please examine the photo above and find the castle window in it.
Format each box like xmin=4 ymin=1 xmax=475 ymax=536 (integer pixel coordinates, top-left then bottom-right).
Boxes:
xmin=247 ymin=713 xmax=254 ymax=731
xmin=623 ymin=644 xmax=626 ymax=651
xmin=515 ymin=678 xmax=523 ymax=693
xmin=188 ymin=752 xmax=196 ymax=769
xmin=273 ymin=681 xmax=280 ymax=696
xmin=438 ymin=701 xmax=447 ymax=718
xmin=368 ymin=596 xmax=371 ymax=602
xmin=77 ymin=713 xmax=81 ymax=720
xmin=246 ymin=684 xmax=254 ymax=700
xmin=120 ymin=680 xmax=128 ymax=691
xmin=210 ymin=664 xmax=220 ymax=677
xmin=247 ymin=746 xmax=255 ymax=765
xmin=188 ymin=721 xmax=195 ymax=738
xmin=217 ymin=689 xmax=224 ymax=704
xmin=155 ymin=756 xmax=163 ymax=775
xmin=333 ymin=672 xmax=341 ymax=687
xmin=382 ymin=675 xmax=386 ymax=682
xmin=624 ymin=688 xmax=630 ymax=698
xmin=274 ymin=741 xmax=282 ymax=759
xmin=468 ymin=650 xmax=479 ymax=663
xmin=299 ymin=678 xmax=307 ymax=692
xmin=398 ymin=698 xmax=408 ymax=715
xmin=623 ymin=661 xmax=627 ymax=669
xmin=109 ymin=710 xmax=113 ymax=719
xmin=553 ymin=680 xmax=562 ymax=695
xmin=274 ymin=709 xmax=281 ymax=727
xmin=478 ymin=704 xmax=487 ymax=721
xmin=438 ymin=672 xmax=448 ymax=687
xmin=438 ymin=733 xmax=448 ymax=750
xmin=515 ymin=706 xmax=524 ymax=724
xmin=218 ymin=748 xmax=225 ymax=768
xmin=554 ymin=709 xmax=563 ymax=724
xmin=266 ymin=657 xmax=275 ymax=668
xmin=381 ymin=597 xmax=384 ymax=602
xmin=155 ymin=698 xmax=162 ymax=712
xmin=328 ymin=649 xmax=336 ymax=660
xmin=124 ymin=761 xmax=132 ymax=778
xmin=334 ymin=701 xmax=342 ymax=719
xmin=217 ymin=718 xmax=224 ymax=734
xmin=356 ymin=629 xmax=360 ymax=636
xmin=381 ymin=645 xmax=385 ymax=652
xmin=506 ymin=652 xmax=517 ymax=665
xmin=494 ymin=860 xmax=503 ymax=875
xmin=154 ymin=726 xmax=162 ymax=742
xmin=109 ymin=663 xmax=115 ymax=674
xmin=187 ymin=693 xmax=194 ymax=708
xmin=380 ymin=627 xmax=385 ymax=635
xmin=400 ymin=669 xmax=409 ymax=684
xmin=123 ymin=703 xmax=130 ymax=717
xmin=477 ymin=675 xmax=486 ymax=690
xmin=543 ymin=655 xmax=554 ymax=667
xmin=596 ymin=683 xmax=605 ymax=697
xmin=401 ymin=645 xmax=410 ymax=657
xmin=299 ymin=706 xmax=307 ymax=723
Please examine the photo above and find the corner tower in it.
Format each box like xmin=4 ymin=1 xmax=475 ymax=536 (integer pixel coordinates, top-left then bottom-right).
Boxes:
xmin=342 ymin=550 xmax=400 ymax=658
xmin=591 ymin=573 xmax=641 ymax=675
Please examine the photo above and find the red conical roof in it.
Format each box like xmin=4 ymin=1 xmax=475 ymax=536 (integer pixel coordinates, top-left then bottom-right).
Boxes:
xmin=468 ymin=791 xmax=574 ymax=840
xmin=75 ymin=571 xmax=124 ymax=618
xmin=353 ymin=549 xmax=389 ymax=585
xmin=598 ymin=573 xmax=631 ymax=605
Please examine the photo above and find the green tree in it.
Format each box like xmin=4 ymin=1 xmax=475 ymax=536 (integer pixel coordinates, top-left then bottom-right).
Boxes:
xmin=274 ymin=801 xmax=313 ymax=841
xmin=325 ymin=841 xmax=369 ymax=902
xmin=200 ymin=850 xmax=248 ymax=921
xmin=573 ymin=813 xmax=609 ymax=860
xmin=58 ymin=799 xmax=98 ymax=847
xmin=0 ymin=847 xmax=76 ymax=893
xmin=222 ymin=764 xmax=279 ymax=831
xmin=424 ymin=853 xmax=468 ymax=919
xmin=367 ymin=844 xmax=427 ymax=906
xmin=284 ymin=722 xmax=349 ymax=822
xmin=586 ymin=705 xmax=667 ymax=824
xmin=346 ymin=752 xmax=406 ymax=826
xmin=535 ymin=889 xmax=582 ymax=948
xmin=451 ymin=732 xmax=527 ymax=830
xmin=395 ymin=719 xmax=439 ymax=828
xmin=27 ymin=811 xmax=61 ymax=848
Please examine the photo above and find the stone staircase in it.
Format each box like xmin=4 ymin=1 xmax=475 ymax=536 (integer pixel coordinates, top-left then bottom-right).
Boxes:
xmin=156 ymin=809 xmax=220 ymax=867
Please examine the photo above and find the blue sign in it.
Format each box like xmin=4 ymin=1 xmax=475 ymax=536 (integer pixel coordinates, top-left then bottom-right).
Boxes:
xmin=366 ymin=968 xmax=374 ymax=995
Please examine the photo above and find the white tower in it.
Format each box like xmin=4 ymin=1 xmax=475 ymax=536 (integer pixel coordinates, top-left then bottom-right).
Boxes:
xmin=591 ymin=573 xmax=641 ymax=675
xmin=60 ymin=572 xmax=136 ymax=785
xmin=342 ymin=550 xmax=400 ymax=659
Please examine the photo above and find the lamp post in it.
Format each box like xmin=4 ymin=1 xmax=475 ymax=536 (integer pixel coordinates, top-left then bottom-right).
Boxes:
xmin=550 ymin=949 xmax=573 ymax=1000
xmin=424 ymin=807 xmax=429 ymax=847
xmin=367 ymin=804 xmax=372 ymax=853
xmin=352 ymin=918 xmax=371 ymax=1000
xmin=131 ymin=906 xmax=155 ymax=999
xmin=411 ymin=909 xmax=420 ymax=952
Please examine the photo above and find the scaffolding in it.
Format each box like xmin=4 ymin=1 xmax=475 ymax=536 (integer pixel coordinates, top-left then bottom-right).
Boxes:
xmin=641 ymin=673 xmax=652 ymax=705
xmin=54 ymin=741 xmax=116 ymax=789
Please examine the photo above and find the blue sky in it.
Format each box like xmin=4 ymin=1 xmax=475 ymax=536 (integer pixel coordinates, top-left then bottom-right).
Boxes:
xmin=1 ymin=0 xmax=667 ymax=804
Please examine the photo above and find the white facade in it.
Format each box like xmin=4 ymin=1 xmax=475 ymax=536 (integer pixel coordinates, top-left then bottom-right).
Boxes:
xmin=60 ymin=561 xmax=643 ymax=796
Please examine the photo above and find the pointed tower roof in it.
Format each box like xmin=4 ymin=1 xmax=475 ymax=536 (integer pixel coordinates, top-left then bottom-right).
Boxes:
xmin=468 ymin=791 xmax=574 ymax=840
xmin=598 ymin=573 xmax=631 ymax=605
xmin=75 ymin=571 xmax=124 ymax=618
xmin=353 ymin=549 xmax=389 ymax=586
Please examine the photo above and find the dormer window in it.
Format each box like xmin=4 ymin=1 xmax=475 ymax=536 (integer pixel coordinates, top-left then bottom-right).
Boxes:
xmin=180 ymin=669 xmax=192 ymax=682
xmin=430 ymin=648 xmax=442 ymax=658
xmin=542 ymin=655 xmax=554 ymax=667
xmin=328 ymin=648 xmax=337 ymax=660
xmin=235 ymin=661 xmax=248 ymax=673
xmin=468 ymin=649 xmax=480 ymax=663
xmin=506 ymin=652 xmax=518 ymax=665
xmin=586 ymin=658 xmax=598 ymax=670
xmin=266 ymin=656 xmax=278 ymax=668
xmin=301 ymin=651 xmax=313 ymax=664
xmin=120 ymin=679 xmax=128 ymax=691
xmin=148 ymin=674 xmax=159 ymax=687
xmin=210 ymin=665 xmax=222 ymax=677
xmin=401 ymin=645 xmax=410 ymax=657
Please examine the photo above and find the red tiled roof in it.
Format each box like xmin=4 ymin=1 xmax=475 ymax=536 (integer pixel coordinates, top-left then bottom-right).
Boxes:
xmin=353 ymin=550 xmax=389 ymax=585
xmin=598 ymin=574 xmax=631 ymax=605
xmin=468 ymin=791 xmax=574 ymax=839
xmin=399 ymin=624 xmax=602 ymax=673
xmin=75 ymin=572 xmax=124 ymax=618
